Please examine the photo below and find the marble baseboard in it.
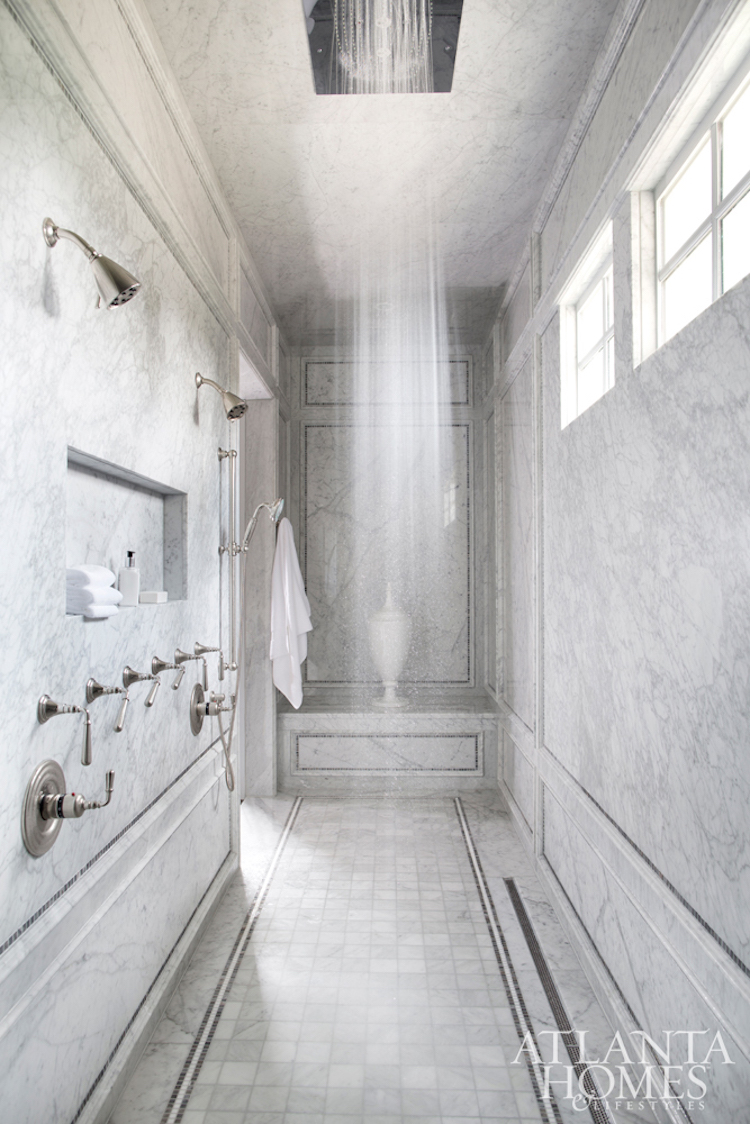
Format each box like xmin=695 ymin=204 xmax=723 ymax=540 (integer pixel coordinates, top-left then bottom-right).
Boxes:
xmin=278 ymin=697 xmax=498 ymax=794
xmin=0 ymin=748 xmax=231 ymax=1124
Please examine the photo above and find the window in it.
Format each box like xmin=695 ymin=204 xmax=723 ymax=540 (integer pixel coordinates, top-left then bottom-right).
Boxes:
xmin=560 ymin=223 xmax=614 ymax=428
xmin=657 ymin=74 xmax=750 ymax=343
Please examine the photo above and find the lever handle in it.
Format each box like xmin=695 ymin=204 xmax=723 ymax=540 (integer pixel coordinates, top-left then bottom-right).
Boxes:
xmin=114 ymin=693 xmax=129 ymax=733
xmin=145 ymin=679 xmax=161 ymax=707
xmin=202 ymin=658 xmax=208 ymax=691
xmin=81 ymin=711 xmax=92 ymax=767
xmin=172 ymin=666 xmax=185 ymax=691
xmin=37 ymin=695 xmax=82 ymax=724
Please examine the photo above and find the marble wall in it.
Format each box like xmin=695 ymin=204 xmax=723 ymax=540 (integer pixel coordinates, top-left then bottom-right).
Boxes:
xmin=490 ymin=1 xmax=750 ymax=1119
xmin=0 ymin=2 xmax=279 ymax=1120
xmin=293 ymin=353 xmax=476 ymax=691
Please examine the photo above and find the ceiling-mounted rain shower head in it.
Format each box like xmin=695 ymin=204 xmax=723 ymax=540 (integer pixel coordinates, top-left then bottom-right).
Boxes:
xmin=195 ymin=372 xmax=248 ymax=420
xmin=42 ymin=218 xmax=141 ymax=308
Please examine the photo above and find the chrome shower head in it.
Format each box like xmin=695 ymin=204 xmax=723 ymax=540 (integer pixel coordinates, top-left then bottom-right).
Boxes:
xmin=195 ymin=372 xmax=248 ymax=420
xmin=43 ymin=218 xmax=141 ymax=308
xmin=268 ymin=498 xmax=284 ymax=524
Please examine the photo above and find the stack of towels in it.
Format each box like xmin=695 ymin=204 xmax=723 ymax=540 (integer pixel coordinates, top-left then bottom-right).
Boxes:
xmin=66 ymin=565 xmax=123 ymax=619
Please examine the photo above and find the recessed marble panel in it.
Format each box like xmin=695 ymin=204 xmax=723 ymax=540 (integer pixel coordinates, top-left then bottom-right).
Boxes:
xmin=304 ymin=358 xmax=470 ymax=406
xmin=502 ymin=732 xmax=534 ymax=832
xmin=295 ymin=733 xmax=480 ymax=772
xmin=240 ymin=268 xmax=270 ymax=364
xmin=502 ymin=362 xmax=535 ymax=730
xmin=543 ymin=788 xmax=750 ymax=1124
xmin=485 ymin=411 xmax=497 ymax=693
xmin=302 ymin=421 xmax=472 ymax=685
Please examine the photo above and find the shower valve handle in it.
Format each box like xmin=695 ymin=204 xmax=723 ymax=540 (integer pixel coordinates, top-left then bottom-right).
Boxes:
xmin=37 ymin=696 xmax=93 ymax=767
xmin=40 ymin=770 xmax=114 ymax=820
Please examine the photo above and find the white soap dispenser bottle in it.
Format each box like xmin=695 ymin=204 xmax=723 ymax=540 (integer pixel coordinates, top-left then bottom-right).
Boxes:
xmin=118 ymin=551 xmax=140 ymax=607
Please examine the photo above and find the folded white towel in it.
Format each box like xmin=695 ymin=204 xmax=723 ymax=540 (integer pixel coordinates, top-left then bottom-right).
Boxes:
xmin=66 ymin=585 xmax=123 ymax=614
xmin=66 ymin=565 xmax=117 ymax=588
xmin=80 ymin=604 xmax=119 ymax=620
xmin=270 ymin=518 xmax=312 ymax=709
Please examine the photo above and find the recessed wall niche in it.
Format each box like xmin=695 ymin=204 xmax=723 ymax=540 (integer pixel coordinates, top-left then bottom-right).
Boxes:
xmin=66 ymin=448 xmax=187 ymax=602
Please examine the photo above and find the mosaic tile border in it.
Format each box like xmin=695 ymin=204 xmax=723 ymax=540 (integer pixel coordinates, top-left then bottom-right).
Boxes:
xmin=543 ymin=850 xmax=694 ymax=1124
xmin=160 ymin=797 xmax=303 ymax=1124
xmin=505 ymin=877 xmax=611 ymax=1124
xmin=0 ymin=739 xmax=221 ymax=961
xmin=543 ymin=750 xmax=750 ymax=981
xmin=70 ymin=855 xmax=230 ymax=1124
xmin=454 ymin=797 xmax=563 ymax=1124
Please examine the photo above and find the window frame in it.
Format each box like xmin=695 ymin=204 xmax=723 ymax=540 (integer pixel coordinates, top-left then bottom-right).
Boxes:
xmin=559 ymin=222 xmax=614 ymax=430
xmin=656 ymin=64 xmax=750 ymax=344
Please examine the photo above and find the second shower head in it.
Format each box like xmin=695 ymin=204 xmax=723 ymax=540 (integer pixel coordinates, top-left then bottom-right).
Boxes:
xmin=195 ymin=372 xmax=248 ymax=420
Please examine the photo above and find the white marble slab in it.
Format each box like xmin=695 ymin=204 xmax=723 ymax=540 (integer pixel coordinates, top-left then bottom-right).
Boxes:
xmin=294 ymin=732 xmax=481 ymax=773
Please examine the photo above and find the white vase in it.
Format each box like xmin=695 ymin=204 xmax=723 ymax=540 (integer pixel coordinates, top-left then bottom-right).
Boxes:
xmin=368 ymin=584 xmax=412 ymax=707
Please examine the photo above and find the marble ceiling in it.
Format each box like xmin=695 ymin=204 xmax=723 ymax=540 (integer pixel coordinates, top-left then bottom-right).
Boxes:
xmin=143 ymin=0 xmax=621 ymax=345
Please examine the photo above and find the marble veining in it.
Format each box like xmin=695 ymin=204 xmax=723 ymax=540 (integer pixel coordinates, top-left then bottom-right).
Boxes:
xmin=301 ymin=420 xmax=472 ymax=686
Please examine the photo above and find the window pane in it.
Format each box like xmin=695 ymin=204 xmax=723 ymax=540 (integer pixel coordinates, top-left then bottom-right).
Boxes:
xmin=662 ymin=140 xmax=712 ymax=263
xmin=578 ymin=346 xmax=605 ymax=414
xmin=662 ymin=235 xmax=712 ymax=341
xmin=722 ymin=81 xmax=750 ymax=198
xmin=606 ymin=333 xmax=615 ymax=391
xmin=577 ymin=278 xmax=604 ymax=360
xmin=722 ymin=188 xmax=750 ymax=292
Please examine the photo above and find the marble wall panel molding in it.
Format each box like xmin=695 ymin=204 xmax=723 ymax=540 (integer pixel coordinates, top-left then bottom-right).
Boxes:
xmin=303 ymin=357 xmax=471 ymax=407
xmin=539 ymin=750 xmax=750 ymax=1046
xmin=294 ymin=733 xmax=481 ymax=774
xmin=501 ymin=731 xmax=535 ymax=835
xmin=500 ymin=362 xmax=535 ymax=733
xmin=0 ymin=751 xmax=233 ymax=1124
xmin=540 ymin=787 xmax=750 ymax=1122
xmin=300 ymin=420 xmax=473 ymax=687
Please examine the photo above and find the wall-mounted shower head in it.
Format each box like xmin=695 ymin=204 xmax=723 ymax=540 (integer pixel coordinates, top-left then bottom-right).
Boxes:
xmin=195 ymin=372 xmax=248 ymax=420
xmin=42 ymin=218 xmax=141 ymax=308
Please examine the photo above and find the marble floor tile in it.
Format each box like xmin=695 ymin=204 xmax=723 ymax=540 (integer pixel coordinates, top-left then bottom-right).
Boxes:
xmin=111 ymin=794 xmax=656 ymax=1124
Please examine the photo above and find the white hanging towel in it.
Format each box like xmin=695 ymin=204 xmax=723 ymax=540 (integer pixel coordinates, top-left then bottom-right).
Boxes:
xmin=270 ymin=518 xmax=312 ymax=709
